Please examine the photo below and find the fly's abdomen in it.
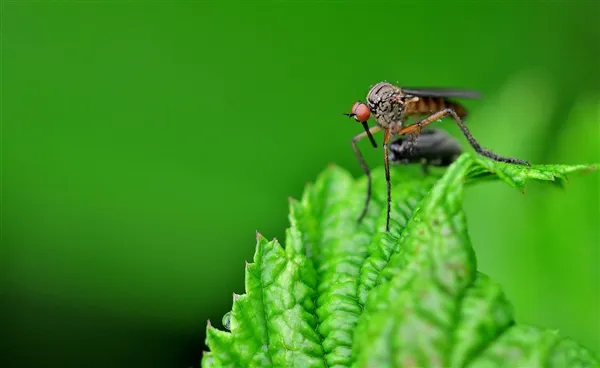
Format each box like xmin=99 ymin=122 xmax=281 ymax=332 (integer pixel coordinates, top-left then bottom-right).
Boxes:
xmin=405 ymin=97 xmax=469 ymax=119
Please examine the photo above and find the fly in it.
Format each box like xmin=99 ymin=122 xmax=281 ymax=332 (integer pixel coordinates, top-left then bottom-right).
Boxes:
xmin=344 ymin=81 xmax=530 ymax=232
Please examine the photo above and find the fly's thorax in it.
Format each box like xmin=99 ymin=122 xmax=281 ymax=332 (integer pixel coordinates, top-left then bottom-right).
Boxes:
xmin=366 ymin=82 xmax=405 ymax=128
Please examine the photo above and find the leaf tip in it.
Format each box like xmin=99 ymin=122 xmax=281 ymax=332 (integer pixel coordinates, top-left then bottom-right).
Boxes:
xmin=206 ymin=319 xmax=212 ymax=328
xmin=233 ymin=292 xmax=240 ymax=301
xmin=201 ymin=351 xmax=214 ymax=365
xmin=256 ymin=231 xmax=263 ymax=240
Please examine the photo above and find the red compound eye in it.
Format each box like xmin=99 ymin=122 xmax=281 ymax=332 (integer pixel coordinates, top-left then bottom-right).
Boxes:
xmin=350 ymin=102 xmax=370 ymax=122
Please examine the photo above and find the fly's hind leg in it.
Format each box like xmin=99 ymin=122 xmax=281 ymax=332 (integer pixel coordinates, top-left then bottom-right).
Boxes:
xmin=396 ymin=108 xmax=530 ymax=166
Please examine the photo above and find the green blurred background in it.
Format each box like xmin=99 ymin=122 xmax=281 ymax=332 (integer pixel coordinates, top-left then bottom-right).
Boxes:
xmin=2 ymin=1 xmax=599 ymax=367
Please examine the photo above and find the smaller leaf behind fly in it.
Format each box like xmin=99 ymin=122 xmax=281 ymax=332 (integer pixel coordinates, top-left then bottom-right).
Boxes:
xmin=467 ymin=155 xmax=597 ymax=192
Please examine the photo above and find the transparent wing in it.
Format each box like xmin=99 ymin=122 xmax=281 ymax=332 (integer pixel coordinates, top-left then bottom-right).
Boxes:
xmin=401 ymin=87 xmax=481 ymax=99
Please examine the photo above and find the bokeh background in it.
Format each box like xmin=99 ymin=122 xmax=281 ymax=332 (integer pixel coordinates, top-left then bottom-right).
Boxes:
xmin=2 ymin=1 xmax=599 ymax=367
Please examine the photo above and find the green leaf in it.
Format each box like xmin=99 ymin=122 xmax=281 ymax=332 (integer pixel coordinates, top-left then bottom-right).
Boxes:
xmin=205 ymin=233 xmax=325 ymax=367
xmin=203 ymin=153 xmax=599 ymax=368
xmin=466 ymin=156 xmax=597 ymax=192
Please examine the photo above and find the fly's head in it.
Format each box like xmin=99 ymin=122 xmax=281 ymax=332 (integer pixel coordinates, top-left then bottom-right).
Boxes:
xmin=343 ymin=101 xmax=377 ymax=148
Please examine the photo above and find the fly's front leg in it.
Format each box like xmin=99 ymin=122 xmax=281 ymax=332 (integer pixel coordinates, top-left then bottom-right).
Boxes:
xmin=383 ymin=127 xmax=392 ymax=232
xmin=352 ymin=125 xmax=382 ymax=224
xmin=396 ymin=108 xmax=531 ymax=166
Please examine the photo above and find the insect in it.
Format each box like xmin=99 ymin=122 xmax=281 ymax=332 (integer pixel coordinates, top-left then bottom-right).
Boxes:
xmin=388 ymin=128 xmax=462 ymax=175
xmin=344 ymin=81 xmax=530 ymax=232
